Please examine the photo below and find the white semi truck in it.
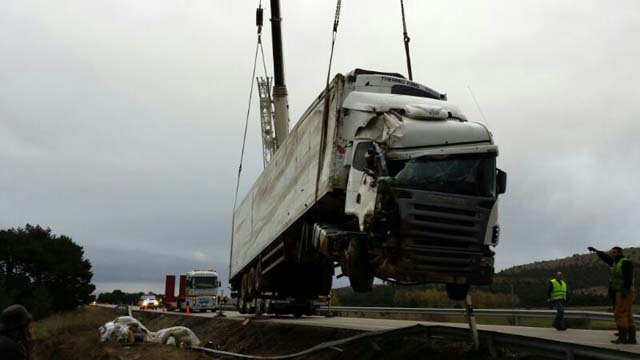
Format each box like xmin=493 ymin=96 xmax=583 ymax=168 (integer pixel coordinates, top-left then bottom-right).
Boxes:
xmin=164 ymin=270 xmax=221 ymax=312
xmin=230 ymin=69 xmax=507 ymax=315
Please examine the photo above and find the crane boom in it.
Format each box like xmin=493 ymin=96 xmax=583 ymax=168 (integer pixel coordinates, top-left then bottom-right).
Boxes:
xmin=270 ymin=0 xmax=290 ymax=146
xmin=257 ymin=77 xmax=277 ymax=166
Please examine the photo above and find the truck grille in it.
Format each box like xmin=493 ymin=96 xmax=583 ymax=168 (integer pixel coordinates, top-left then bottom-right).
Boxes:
xmin=394 ymin=188 xmax=493 ymax=248
xmin=384 ymin=188 xmax=495 ymax=283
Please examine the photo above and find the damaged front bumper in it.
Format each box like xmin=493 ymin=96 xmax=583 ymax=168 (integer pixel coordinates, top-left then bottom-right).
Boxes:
xmin=372 ymin=187 xmax=496 ymax=285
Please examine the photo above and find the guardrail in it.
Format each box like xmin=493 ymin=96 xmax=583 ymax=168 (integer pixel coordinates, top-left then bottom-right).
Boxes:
xmin=428 ymin=325 xmax=640 ymax=360
xmin=317 ymin=306 xmax=640 ymax=329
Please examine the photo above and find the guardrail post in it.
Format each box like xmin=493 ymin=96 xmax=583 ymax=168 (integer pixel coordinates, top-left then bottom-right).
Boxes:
xmin=465 ymin=294 xmax=480 ymax=351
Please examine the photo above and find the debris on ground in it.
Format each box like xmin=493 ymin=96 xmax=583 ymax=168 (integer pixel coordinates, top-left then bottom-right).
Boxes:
xmin=99 ymin=316 xmax=153 ymax=343
xmin=99 ymin=315 xmax=200 ymax=348
xmin=154 ymin=326 xmax=201 ymax=347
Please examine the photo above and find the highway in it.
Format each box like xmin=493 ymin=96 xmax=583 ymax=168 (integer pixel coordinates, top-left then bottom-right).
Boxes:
xmin=131 ymin=307 xmax=640 ymax=356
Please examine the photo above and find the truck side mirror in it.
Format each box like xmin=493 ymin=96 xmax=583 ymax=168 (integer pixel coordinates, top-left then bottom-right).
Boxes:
xmin=218 ymin=281 xmax=222 ymax=287
xmin=497 ymin=169 xmax=507 ymax=194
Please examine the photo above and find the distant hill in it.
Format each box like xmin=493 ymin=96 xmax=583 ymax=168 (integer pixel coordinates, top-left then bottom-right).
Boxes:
xmin=332 ymin=247 xmax=640 ymax=308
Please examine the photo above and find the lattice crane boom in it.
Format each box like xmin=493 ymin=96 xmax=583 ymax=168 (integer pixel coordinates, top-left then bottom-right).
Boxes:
xmin=257 ymin=77 xmax=277 ymax=166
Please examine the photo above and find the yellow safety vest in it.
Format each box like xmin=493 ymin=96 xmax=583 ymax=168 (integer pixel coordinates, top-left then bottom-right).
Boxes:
xmin=550 ymin=279 xmax=567 ymax=301
xmin=611 ymin=257 xmax=635 ymax=293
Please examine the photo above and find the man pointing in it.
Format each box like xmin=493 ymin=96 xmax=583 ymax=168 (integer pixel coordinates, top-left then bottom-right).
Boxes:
xmin=588 ymin=246 xmax=636 ymax=344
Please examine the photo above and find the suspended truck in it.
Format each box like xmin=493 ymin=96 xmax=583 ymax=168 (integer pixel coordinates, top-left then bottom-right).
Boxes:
xmin=230 ymin=1 xmax=506 ymax=316
xmin=231 ymin=69 xmax=507 ymax=315
xmin=164 ymin=270 xmax=221 ymax=312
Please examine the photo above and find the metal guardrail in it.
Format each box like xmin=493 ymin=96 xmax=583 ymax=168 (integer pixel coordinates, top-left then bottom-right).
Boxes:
xmin=318 ymin=306 xmax=640 ymax=328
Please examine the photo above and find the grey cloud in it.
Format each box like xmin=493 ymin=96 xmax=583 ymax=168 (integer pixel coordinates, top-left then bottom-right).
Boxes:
xmin=86 ymin=244 xmax=227 ymax=294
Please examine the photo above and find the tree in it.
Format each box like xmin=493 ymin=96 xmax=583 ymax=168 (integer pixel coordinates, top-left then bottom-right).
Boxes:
xmin=0 ymin=224 xmax=95 ymax=318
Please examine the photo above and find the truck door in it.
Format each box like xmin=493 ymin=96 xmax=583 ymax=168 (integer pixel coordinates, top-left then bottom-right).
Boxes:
xmin=345 ymin=141 xmax=378 ymax=231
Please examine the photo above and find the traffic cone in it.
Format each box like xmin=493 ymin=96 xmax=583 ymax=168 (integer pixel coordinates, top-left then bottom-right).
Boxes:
xmin=186 ymin=305 xmax=190 ymax=315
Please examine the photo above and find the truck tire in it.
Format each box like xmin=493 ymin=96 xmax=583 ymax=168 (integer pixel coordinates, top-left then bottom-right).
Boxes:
xmin=247 ymin=267 xmax=256 ymax=299
xmin=347 ymin=239 xmax=374 ymax=292
xmin=445 ymin=283 xmax=470 ymax=301
xmin=238 ymin=273 xmax=250 ymax=314
xmin=254 ymin=261 xmax=263 ymax=294
xmin=265 ymin=299 xmax=272 ymax=314
xmin=239 ymin=296 xmax=248 ymax=314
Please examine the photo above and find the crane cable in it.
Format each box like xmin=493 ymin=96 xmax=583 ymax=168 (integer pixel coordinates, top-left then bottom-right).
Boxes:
xmin=400 ymin=0 xmax=413 ymax=80
xmin=232 ymin=1 xmax=270 ymax=241
xmin=315 ymin=0 xmax=342 ymax=201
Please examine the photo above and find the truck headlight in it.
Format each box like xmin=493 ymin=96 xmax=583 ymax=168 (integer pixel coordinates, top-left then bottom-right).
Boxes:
xmin=491 ymin=225 xmax=500 ymax=246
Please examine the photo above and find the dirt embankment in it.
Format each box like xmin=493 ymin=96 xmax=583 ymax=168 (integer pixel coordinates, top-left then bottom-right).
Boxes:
xmin=134 ymin=311 xmax=361 ymax=357
xmin=134 ymin=311 xmax=530 ymax=360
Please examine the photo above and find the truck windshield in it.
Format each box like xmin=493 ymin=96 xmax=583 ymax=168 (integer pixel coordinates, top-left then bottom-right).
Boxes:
xmin=388 ymin=153 xmax=496 ymax=197
xmin=192 ymin=277 xmax=218 ymax=289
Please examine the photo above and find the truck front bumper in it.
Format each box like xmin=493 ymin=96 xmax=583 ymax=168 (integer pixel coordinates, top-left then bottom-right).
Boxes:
xmin=374 ymin=188 xmax=496 ymax=285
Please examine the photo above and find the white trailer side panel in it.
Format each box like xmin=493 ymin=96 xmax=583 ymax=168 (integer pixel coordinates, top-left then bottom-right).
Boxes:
xmin=230 ymin=78 xmax=344 ymax=280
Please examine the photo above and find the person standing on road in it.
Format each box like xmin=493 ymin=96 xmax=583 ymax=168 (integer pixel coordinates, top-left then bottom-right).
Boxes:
xmin=0 ymin=304 xmax=32 ymax=360
xmin=548 ymin=271 xmax=568 ymax=330
xmin=588 ymin=246 xmax=637 ymax=344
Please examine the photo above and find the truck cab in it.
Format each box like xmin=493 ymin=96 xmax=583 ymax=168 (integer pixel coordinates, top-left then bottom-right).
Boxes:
xmin=337 ymin=70 xmax=507 ymax=299
xmin=180 ymin=270 xmax=221 ymax=312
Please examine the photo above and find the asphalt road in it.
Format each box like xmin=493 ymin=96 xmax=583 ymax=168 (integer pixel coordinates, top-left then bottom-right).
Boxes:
xmin=131 ymin=307 xmax=640 ymax=354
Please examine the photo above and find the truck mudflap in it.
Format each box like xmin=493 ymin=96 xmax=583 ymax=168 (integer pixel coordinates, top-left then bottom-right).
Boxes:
xmin=372 ymin=187 xmax=496 ymax=285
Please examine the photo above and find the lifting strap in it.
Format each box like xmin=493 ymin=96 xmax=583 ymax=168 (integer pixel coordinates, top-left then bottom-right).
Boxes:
xmin=400 ymin=0 xmax=413 ymax=80
xmin=315 ymin=0 xmax=342 ymax=201
xmin=232 ymin=1 xmax=271 ymax=241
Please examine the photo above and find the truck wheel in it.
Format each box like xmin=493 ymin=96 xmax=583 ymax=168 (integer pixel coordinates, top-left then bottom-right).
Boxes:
xmin=247 ymin=267 xmax=256 ymax=299
xmin=445 ymin=283 xmax=470 ymax=301
xmin=265 ymin=299 xmax=272 ymax=315
xmin=254 ymin=261 xmax=263 ymax=294
xmin=239 ymin=274 xmax=250 ymax=314
xmin=347 ymin=240 xmax=374 ymax=292
xmin=239 ymin=296 xmax=248 ymax=314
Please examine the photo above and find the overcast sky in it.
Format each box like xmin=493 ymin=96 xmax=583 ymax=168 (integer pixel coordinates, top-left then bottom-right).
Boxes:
xmin=1 ymin=1 xmax=639 ymax=293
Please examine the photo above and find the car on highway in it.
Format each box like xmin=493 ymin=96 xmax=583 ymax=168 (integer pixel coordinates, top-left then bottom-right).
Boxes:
xmin=138 ymin=294 xmax=159 ymax=310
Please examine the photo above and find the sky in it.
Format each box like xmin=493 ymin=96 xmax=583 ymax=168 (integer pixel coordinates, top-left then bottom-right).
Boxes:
xmin=1 ymin=0 xmax=639 ymax=294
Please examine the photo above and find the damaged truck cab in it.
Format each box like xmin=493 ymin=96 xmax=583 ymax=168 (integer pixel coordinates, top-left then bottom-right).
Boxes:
xmin=230 ymin=69 xmax=506 ymax=314
xmin=337 ymin=73 xmax=506 ymax=298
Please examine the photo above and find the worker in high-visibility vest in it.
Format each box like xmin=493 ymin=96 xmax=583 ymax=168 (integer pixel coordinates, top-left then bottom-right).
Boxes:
xmin=548 ymin=272 xmax=568 ymax=330
xmin=589 ymin=246 xmax=636 ymax=344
